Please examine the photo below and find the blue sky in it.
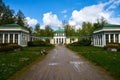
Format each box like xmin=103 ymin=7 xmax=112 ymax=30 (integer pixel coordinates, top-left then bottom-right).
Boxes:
xmin=3 ymin=0 xmax=120 ymax=29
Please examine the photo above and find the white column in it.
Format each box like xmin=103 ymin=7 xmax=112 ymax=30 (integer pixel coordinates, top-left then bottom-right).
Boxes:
xmin=58 ymin=38 xmax=60 ymax=44
xmin=18 ymin=34 xmax=21 ymax=45
xmin=95 ymin=35 xmax=97 ymax=46
xmin=54 ymin=38 xmax=56 ymax=44
xmin=96 ymin=35 xmax=98 ymax=45
xmin=102 ymin=33 xmax=106 ymax=47
xmin=61 ymin=37 xmax=62 ymax=43
xmin=109 ymin=34 xmax=111 ymax=43
xmin=98 ymin=35 xmax=99 ymax=45
xmin=2 ymin=33 xmax=5 ymax=43
xmin=98 ymin=35 xmax=100 ymax=45
xmin=94 ymin=36 xmax=96 ymax=45
xmin=8 ymin=33 xmax=10 ymax=43
xmin=113 ymin=34 xmax=115 ymax=43
xmin=13 ymin=34 xmax=15 ymax=43
xmin=119 ymin=34 xmax=120 ymax=43
xmin=93 ymin=36 xmax=95 ymax=46
xmin=64 ymin=38 xmax=65 ymax=44
xmin=28 ymin=35 xmax=30 ymax=42
xmin=56 ymin=38 xmax=57 ymax=44
xmin=99 ymin=35 xmax=101 ymax=46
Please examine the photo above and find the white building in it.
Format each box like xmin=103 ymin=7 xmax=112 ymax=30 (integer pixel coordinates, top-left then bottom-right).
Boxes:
xmin=0 ymin=24 xmax=79 ymax=46
xmin=53 ymin=29 xmax=66 ymax=44
xmin=93 ymin=24 xmax=120 ymax=47
xmin=40 ymin=29 xmax=79 ymax=45
xmin=0 ymin=24 xmax=30 ymax=46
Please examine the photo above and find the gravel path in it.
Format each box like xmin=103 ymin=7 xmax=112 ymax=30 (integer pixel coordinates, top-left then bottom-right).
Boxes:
xmin=13 ymin=45 xmax=114 ymax=80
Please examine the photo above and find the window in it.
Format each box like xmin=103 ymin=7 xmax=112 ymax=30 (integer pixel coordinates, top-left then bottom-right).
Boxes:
xmin=115 ymin=34 xmax=119 ymax=43
xmin=15 ymin=34 xmax=18 ymax=44
xmin=0 ymin=34 xmax=3 ymax=43
xmin=105 ymin=34 xmax=109 ymax=43
xmin=10 ymin=34 xmax=13 ymax=43
xmin=110 ymin=34 xmax=114 ymax=43
xmin=5 ymin=34 xmax=8 ymax=43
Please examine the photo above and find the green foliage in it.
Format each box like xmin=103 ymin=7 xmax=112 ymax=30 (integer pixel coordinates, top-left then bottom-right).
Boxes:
xmin=80 ymin=22 xmax=94 ymax=36
xmin=0 ymin=46 xmax=53 ymax=80
xmin=68 ymin=39 xmax=91 ymax=46
xmin=0 ymin=1 xmax=15 ymax=25
xmin=27 ymin=40 xmax=54 ymax=47
xmin=104 ymin=43 xmax=120 ymax=51
xmin=44 ymin=25 xmax=54 ymax=36
xmin=0 ymin=1 xmax=29 ymax=29
xmin=0 ymin=43 xmax=22 ymax=52
xmin=15 ymin=10 xmax=25 ymax=27
xmin=33 ymin=25 xmax=54 ymax=37
xmin=64 ymin=24 xmax=78 ymax=36
xmin=33 ymin=23 xmax=40 ymax=36
xmin=68 ymin=46 xmax=120 ymax=79
xmin=93 ymin=17 xmax=108 ymax=30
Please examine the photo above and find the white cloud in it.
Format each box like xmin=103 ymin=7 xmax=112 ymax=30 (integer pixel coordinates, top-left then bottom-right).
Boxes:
xmin=25 ymin=17 xmax=38 ymax=27
xmin=107 ymin=0 xmax=120 ymax=10
xmin=61 ymin=10 xmax=67 ymax=14
xmin=42 ymin=12 xmax=62 ymax=29
xmin=69 ymin=0 xmax=120 ymax=29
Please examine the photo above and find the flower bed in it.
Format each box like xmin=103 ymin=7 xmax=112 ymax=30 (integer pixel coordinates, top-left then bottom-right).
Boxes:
xmin=0 ymin=43 xmax=22 ymax=52
xmin=104 ymin=43 xmax=120 ymax=52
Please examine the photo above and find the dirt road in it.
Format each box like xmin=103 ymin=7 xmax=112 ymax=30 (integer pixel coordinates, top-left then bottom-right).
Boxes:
xmin=13 ymin=45 xmax=114 ymax=80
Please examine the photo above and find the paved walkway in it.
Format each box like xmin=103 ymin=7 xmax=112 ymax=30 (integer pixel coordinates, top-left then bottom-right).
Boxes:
xmin=14 ymin=45 xmax=114 ymax=80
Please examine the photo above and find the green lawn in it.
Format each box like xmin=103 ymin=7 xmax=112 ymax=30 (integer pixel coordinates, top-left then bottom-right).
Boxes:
xmin=0 ymin=46 xmax=54 ymax=80
xmin=67 ymin=46 xmax=120 ymax=79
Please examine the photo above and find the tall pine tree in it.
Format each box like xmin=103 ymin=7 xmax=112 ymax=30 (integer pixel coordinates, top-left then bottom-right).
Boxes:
xmin=15 ymin=10 xmax=25 ymax=26
xmin=0 ymin=0 xmax=15 ymax=25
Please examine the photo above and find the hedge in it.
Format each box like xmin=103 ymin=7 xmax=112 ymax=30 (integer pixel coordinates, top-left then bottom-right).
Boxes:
xmin=0 ymin=43 xmax=22 ymax=52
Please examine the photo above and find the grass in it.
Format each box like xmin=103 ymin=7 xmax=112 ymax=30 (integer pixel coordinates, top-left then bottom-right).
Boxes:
xmin=0 ymin=46 xmax=54 ymax=80
xmin=67 ymin=46 xmax=120 ymax=79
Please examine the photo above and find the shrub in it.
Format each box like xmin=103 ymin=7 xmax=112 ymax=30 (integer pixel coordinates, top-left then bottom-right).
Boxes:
xmin=104 ymin=43 xmax=120 ymax=51
xmin=68 ymin=39 xmax=91 ymax=46
xmin=27 ymin=40 xmax=54 ymax=47
xmin=78 ymin=39 xmax=91 ymax=46
xmin=0 ymin=43 xmax=22 ymax=52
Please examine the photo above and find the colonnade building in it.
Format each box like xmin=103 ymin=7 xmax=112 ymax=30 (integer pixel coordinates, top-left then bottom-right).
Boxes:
xmin=0 ymin=24 xmax=79 ymax=46
xmin=2 ymin=23 xmax=119 ymax=47
xmin=93 ymin=24 xmax=120 ymax=47
xmin=0 ymin=24 xmax=30 ymax=46
xmin=41 ymin=29 xmax=79 ymax=45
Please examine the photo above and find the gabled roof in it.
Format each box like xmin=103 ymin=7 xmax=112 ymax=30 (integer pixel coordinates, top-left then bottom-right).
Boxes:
xmin=0 ymin=24 xmax=29 ymax=33
xmin=104 ymin=24 xmax=120 ymax=27
xmin=54 ymin=29 xmax=64 ymax=33
xmin=41 ymin=36 xmax=53 ymax=39
xmin=0 ymin=24 xmax=21 ymax=27
xmin=67 ymin=36 xmax=80 ymax=38
xmin=93 ymin=23 xmax=120 ymax=33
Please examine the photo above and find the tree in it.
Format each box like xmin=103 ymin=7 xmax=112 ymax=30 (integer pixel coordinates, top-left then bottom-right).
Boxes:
xmin=94 ymin=17 xmax=108 ymax=30
xmin=64 ymin=23 xmax=77 ymax=36
xmin=28 ymin=26 xmax=33 ymax=34
xmin=0 ymin=0 xmax=15 ymax=25
xmin=79 ymin=22 xmax=94 ymax=36
xmin=44 ymin=25 xmax=54 ymax=36
xmin=15 ymin=10 xmax=25 ymax=26
xmin=33 ymin=23 xmax=40 ymax=36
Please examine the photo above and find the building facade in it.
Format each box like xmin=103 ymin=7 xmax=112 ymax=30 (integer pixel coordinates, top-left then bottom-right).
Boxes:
xmin=93 ymin=24 xmax=120 ymax=47
xmin=0 ymin=24 xmax=30 ymax=46
xmin=0 ymin=24 xmax=79 ymax=46
xmin=40 ymin=29 xmax=79 ymax=45
xmin=53 ymin=29 xmax=79 ymax=44
xmin=53 ymin=29 xmax=66 ymax=44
